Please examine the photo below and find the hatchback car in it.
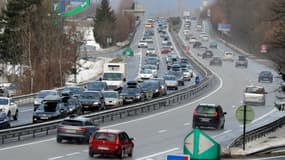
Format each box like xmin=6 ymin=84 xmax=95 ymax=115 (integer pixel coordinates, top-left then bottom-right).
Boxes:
xmin=258 ymin=71 xmax=273 ymax=83
xmin=34 ymin=90 xmax=59 ymax=107
xmin=150 ymin=78 xmax=167 ymax=96
xmin=243 ymin=85 xmax=266 ymax=105
xmin=57 ymin=116 xmax=99 ymax=143
xmin=192 ymin=104 xmax=226 ymax=129
xmin=89 ymin=129 xmax=134 ymax=158
xmin=102 ymin=91 xmax=123 ymax=108
xmin=209 ymin=42 xmax=218 ymax=48
xmin=163 ymin=74 xmax=178 ymax=90
xmin=0 ymin=97 xmax=18 ymax=120
xmin=79 ymin=91 xmax=105 ymax=112
xmin=223 ymin=52 xmax=234 ymax=61
xmin=202 ymin=50 xmax=214 ymax=59
xmin=235 ymin=56 xmax=248 ymax=68
xmin=209 ymin=57 xmax=222 ymax=66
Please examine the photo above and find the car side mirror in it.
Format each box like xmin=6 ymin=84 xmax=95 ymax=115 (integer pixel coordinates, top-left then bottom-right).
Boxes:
xmin=123 ymin=78 xmax=126 ymax=82
xmin=223 ymin=112 xmax=227 ymax=115
xmin=130 ymin=137 xmax=135 ymax=141
xmin=99 ymin=77 xmax=102 ymax=81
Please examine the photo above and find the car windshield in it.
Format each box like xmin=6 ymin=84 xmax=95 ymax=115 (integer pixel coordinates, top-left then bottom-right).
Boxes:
xmin=94 ymin=132 xmax=116 ymax=142
xmin=87 ymin=82 xmax=103 ymax=90
xmin=0 ymin=99 xmax=8 ymax=105
xmin=61 ymin=120 xmax=84 ymax=126
xmin=141 ymin=69 xmax=152 ymax=74
xmin=142 ymin=81 xmax=157 ymax=87
xmin=239 ymin=56 xmax=246 ymax=60
xmin=42 ymin=102 xmax=59 ymax=112
xmin=122 ymin=88 xmax=139 ymax=94
xmin=80 ymin=92 xmax=100 ymax=99
xmin=102 ymin=73 xmax=122 ymax=81
xmin=164 ymin=76 xmax=176 ymax=80
xmin=260 ymin=71 xmax=272 ymax=76
xmin=196 ymin=106 xmax=216 ymax=114
xmin=245 ymin=87 xmax=264 ymax=94
xmin=63 ymin=87 xmax=81 ymax=94
xmin=144 ymin=65 xmax=155 ymax=70
xmin=103 ymin=92 xmax=118 ymax=98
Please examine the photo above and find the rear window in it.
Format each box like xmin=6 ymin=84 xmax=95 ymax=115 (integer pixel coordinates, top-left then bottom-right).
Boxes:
xmin=62 ymin=120 xmax=83 ymax=126
xmin=196 ymin=105 xmax=216 ymax=114
xmin=94 ymin=132 xmax=116 ymax=142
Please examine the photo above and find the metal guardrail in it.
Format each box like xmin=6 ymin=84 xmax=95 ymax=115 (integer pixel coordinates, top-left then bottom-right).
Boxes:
xmin=229 ymin=115 xmax=285 ymax=148
xmin=0 ymin=20 xmax=218 ymax=144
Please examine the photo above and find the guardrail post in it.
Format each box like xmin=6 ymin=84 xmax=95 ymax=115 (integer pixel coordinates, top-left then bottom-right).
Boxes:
xmin=46 ymin=129 xmax=49 ymax=135
xmin=18 ymin=133 xmax=21 ymax=141
xmin=2 ymin=135 xmax=4 ymax=144
xmin=33 ymin=130 xmax=36 ymax=138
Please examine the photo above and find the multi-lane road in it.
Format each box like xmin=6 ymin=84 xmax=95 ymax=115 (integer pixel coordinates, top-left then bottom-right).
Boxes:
xmin=1 ymin=17 xmax=284 ymax=160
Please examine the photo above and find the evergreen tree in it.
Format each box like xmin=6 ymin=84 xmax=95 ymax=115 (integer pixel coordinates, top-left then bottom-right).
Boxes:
xmin=93 ymin=0 xmax=116 ymax=48
xmin=0 ymin=0 xmax=39 ymax=64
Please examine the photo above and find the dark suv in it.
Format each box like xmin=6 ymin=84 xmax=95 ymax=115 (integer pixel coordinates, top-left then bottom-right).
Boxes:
xmin=192 ymin=104 xmax=226 ymax=129
xmin=57 ymin=115 xmax=99 ymax=144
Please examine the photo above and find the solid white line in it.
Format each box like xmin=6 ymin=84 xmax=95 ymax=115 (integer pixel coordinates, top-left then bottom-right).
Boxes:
xmin=48 ymin=156 xmax=64 ymax=160
xmin=252 ymin=109 xmax=276 ymax=123
xmin=66 ymin=152 xmax=80 ymax=157
xmin=158 ymin=129 xmax=167 ymax=133
xmin=184 ymin=123 xmax=191 ymax=126
xmin=136 ymin=147 xmax=180 ymax=160
xmin=0 ymin=138 xmax=55 ymax=151
xmin=213 ymin=130 xmax=232 ymax=138
xmin=20 ymin=109 xmax=33 ymax=113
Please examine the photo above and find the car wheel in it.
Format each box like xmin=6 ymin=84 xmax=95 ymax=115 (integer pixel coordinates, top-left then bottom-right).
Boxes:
xmin=192 ymin=123 xmax=196 ymax=129
xmin=7 ymin=111 xmax=11 ymax=120
xmin=89 ymin=149 xmax=94 ymax=158
xmin=175 ymin=87 xmax=178 ymax=90
xmin=56 ymin=136 xmax=62 ymax=143
xmin=128 ymin=149 xmax=133 ymax=157
xmin=221 ymin=123 xmax=225 ymax=129
xmin=13 ymin=109 xmax=18 ymax=120
xmin=118 ymin=149 xmax=124 ymax=159
xmin=182 ymin=82 xmax=185 ymax=86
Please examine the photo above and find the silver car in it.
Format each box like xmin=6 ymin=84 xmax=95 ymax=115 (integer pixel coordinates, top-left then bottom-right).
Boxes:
xmin=102 ymin=91 xmax=123 ymax=108
xmin=163 ymin=75 xmax=178 ymax=90
xmin=243 ymin=85 xmax=266 ymax=105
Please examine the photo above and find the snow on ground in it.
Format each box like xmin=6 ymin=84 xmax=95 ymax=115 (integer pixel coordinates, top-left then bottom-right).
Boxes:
xmin=65 ymin=57 xmax=114 ymax=85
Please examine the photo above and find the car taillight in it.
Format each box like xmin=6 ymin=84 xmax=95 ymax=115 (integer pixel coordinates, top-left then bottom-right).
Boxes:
xmin=77 ymin=128 xmax=87 ymax=132
xmin=116 ymin=137 xmax=120 ymax=145
xmin=193 ymin=111 xmax=196 ymax=119
xmin=215 ymin=112 xmax=219 ymax=119
xmin=56 ymin=125 xmax=64 ymax=130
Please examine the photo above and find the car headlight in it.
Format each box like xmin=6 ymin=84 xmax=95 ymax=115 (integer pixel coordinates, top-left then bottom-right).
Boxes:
xmin=155 ymin=89 xmax=159 ymax=92
xmin=136 ymin=95 xmax=141 ymax=99
xmin=93 ymin=102 xmax=99 ymax=105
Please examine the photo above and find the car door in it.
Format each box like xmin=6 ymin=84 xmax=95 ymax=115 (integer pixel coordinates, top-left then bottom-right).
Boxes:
xmin=119 ymin=132 xmax=133 ymax=154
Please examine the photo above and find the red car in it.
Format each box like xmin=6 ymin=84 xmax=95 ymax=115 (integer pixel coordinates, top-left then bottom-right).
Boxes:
xmin=89 ymin=129 xmax=134 ymax=158
xmin=161 ymin=46 xmax=172 ymax=54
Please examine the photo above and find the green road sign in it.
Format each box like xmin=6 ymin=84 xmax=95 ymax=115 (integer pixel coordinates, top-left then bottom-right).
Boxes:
xmin=184 ymin=129 xmax=220 ymax=160
xmin=122 ymin=47 xmax=134 ymax=56
xmin=235 ymin=105 xmax=254 ymax=125
xmin=62 ymin=0 xmax=90 ymax=17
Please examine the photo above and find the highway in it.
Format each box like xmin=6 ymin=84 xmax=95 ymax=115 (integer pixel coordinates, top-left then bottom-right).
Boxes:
xmin=0 ymin=17 xmax=283 ymax=160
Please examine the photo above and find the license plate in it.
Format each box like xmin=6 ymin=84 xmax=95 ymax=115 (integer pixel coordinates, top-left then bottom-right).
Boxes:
xmin=98 ymin=146 xmax=109 ymax=150
xmin=40 ymin=117 xmax=48 ymax=120
xmin=200 ymin=118 xmax=210 ymax=122
xmin=65 ymin=129 xmax=76 ymax=133
xmin=125 ymin=99 xmax=133 ymax=102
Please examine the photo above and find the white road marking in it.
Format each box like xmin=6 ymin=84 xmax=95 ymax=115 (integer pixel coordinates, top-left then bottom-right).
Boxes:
xmin=136 ymin=147 xmax=180 ymax=160
xmin=66 ymin=152 xmax=80 ymax=157
xmin=20 ymin=109 xmax=33 ymax=113
xmin=48 ymin=156 xmax=64 ymax=160
xmin=0 ymin=138 xmax=56 ymax=151
xmin=158 ymin=129 xmax=167 ymax=133
xmin=184 ymin=123 xmax=191 ymax=126
xmin=252 ymin=109 xmax=276 ymax=123
xmin=213 ymin=130 xmax=232 ymax=138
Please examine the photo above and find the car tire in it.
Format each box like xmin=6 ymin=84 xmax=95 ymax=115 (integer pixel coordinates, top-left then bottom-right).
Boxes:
xmin=118 ymin=149 xmax=124 ymax=159
xmin=128 ymin=149 xmax=133 ymax=157
xmin=89 ymin=149 xmax=94 ymax=158
xmin=13 ymin=109 xmax=18 ymax=120
xmin=221 ymin=123 xmax=225 ymax=129
xmin=7 ymin=111 xmax=11 ymax=120
xmin=57 ymin=136 xmax=62 ymax=143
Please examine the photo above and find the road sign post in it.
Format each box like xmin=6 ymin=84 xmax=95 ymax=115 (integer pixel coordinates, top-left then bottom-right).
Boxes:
xmin=235 ymin=105 xmax=255 ymax=151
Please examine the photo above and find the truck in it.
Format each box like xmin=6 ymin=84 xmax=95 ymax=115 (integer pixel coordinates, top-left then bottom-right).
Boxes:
xmin=183 ymin=11 xmax=191 ymax=18
xmin=101 ymin=63 xmax=127 ymax=91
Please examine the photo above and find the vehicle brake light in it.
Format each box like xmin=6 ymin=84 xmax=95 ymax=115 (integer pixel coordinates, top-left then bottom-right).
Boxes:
xmin=77 ymin=128 xmax=87 ymax=132
xmin=56 ymin=125 xmax=64 ymax=130
xmin=116 ymin=137 xmax=120 ymax=145
xmin=215 ymin=112 xmax=219 ymax=119
xmin=193 ymin=111 xmax=196 ymax=119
